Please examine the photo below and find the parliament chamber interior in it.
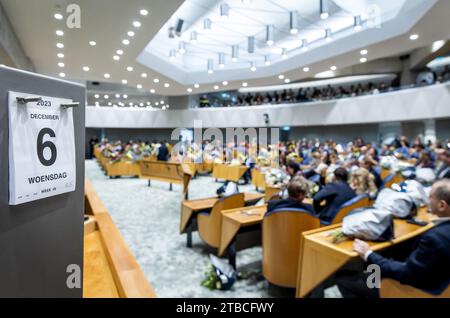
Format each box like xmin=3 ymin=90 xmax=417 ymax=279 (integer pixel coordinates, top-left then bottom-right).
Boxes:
xmin=1 ymin=0 xmax=450 ymax=304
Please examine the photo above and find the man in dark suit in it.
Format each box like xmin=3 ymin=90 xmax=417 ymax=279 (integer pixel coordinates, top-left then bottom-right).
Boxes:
xmin=313 ymin=167 xmax=356 ymax=224
xmin=157 ymin=141 xmax=169 ymax=161
xmin=267 ymin=176 xmax=314 ymax=214
xmin=338 ymin=179 xmax=450 ymax=297
xmin=436 ymin=150 xmax=450 ymax=180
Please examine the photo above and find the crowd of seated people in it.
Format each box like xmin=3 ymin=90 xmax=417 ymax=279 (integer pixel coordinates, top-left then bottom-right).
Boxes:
xmin=234 ymin=82 xmax=393 ymax=106
xmin=198 ymin=67 xmax=450 ymax=108
xmin=198 ymin=82 xmax=395 ymax=108
xmin=94 ymin=139 xmax=170 ymax=163
xmin=266 ymin=136 xmax=450 ymax=298
xmin=266 ymin=135 xmax=450 ymax=221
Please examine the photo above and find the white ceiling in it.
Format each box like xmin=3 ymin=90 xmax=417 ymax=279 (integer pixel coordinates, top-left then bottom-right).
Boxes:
xmin=142 ymin=0 xmax=405 ymax=73
xmin=1 ymin=0 xmax=450 ymax=97
xmin=138 ymin=0 xmax=434 ymax=85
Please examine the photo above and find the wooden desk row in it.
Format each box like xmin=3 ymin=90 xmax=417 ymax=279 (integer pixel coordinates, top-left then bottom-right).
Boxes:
xmin=295 ymin=207 xmax=436 ymax=297
xmin=84 ymin=180 xmax=156 ymax=298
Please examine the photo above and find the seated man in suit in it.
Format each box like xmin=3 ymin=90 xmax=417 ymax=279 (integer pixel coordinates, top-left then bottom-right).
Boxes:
xmin=436 ymin=150 xmax=450 ymax=180
xmin=338 ymin=179 xmax=450 ymax=298
xmin=267 ymin=176 xmax=314 ymax=214
xmin=313 ymin=167 xmax=356 ymax=224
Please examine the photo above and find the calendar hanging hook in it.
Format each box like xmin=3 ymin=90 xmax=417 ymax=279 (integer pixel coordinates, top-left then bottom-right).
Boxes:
xmin=61 ymin=102 xmax=79 ymax=109
xmin=16 ymin=97 xmax=42 ymax=104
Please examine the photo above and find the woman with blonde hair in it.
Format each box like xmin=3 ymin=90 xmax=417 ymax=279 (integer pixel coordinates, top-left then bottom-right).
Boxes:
xmin=350 ymin=167 xmax=378 ymax=198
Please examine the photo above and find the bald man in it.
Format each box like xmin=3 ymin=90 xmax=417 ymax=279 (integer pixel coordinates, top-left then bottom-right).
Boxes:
xmin=346 ymin=179 xmax=450 ymax=297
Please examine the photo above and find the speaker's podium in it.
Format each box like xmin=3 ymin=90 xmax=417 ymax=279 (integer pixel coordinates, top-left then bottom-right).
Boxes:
xmin=0 ymin=66 xmax=85 ymax=297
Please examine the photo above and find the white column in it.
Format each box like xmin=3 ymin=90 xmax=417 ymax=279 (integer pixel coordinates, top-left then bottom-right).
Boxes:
xmin=424 ymin=119 xmax=436 ymax=144
xmin=379 ymin=122 xmax=402 ymax=144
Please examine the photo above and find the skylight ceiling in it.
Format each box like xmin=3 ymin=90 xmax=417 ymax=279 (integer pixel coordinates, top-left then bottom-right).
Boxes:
xmin=138 ymin=0 xmax=435 ymax=85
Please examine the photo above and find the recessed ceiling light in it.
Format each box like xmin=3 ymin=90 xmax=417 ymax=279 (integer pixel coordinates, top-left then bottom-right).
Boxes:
xmin=128 ymin=31 xmax=135 ymax=37
xmin=133 ymin=21 xmax=141 ymax=28
xmin=284 ymin=79 xmax=291 ymax=83
xmin=104 ymin=73 xmax=110 ymax=79
xmin=122 ymin=79 xmax=128 ymax=84
xmin=140 ymin=103 xmax=144 ymax=107
xmin=360 ymin=49 xmax=368 ymax=55
xmin=410 ymin=34 xmax=419 ymax=40
xmin=303 ymin=67 xmax=310 ymax=72
xmin=330 ymin=66 xmax=337 ymax=71
xmin=360 ymin=57 xmax=367 ymax=63
xmin=164 ymin=83 xmax=170 ymax=88
xmin=214 ymin=85 xmax=219 ymax=90
xmin=222 ymin=81 xmax=228 ymax=86
xmin=57 ymin=53 xmax=64 ymax=58
xmin=194 ymin=83 xmax=200 ymax=88
xmin=140 ymin=9 xmax=149 ymax=16
xmin=54 ymin=13 xmax=63 ymax=20
xmin=155 ymin=102 xmax=159 ymax=106
xmin=141 ymin=73 xmax=147 ymax=78
xmin=137 ymin=84 xmax=143 ymax=89
xmin=95 ymin=102 xmax=100 ymax=106
xmin=56 ymin=30 xmax=64 ymax=36
xmin=160 ymin=100 xmax=165 ymax=104
xmin=89 ymin=41 xmax=96 ymax=46
xmin=153 ymin=78 xmax=159 ymax=83
xmin=278 ymin=74 xmax=285 ymax=80
xmin=56 ymin=43 xmax=64 ymax=48
xmin=187 ymin=88 xmax=193 ymax=93
xmin=104 ymin=95 xmax=109 ymax=99
xmin=242 ymin=82 xmax=248 ymax=87
xmin=129 ymin=102 xmax=134 ymax=106
xmin=115 ymin=94 xmax=120 ymax=98
xmin=113 ymin=55 xmax=120 ymax=61
xmin=150 ymin=89 xmax=156 ymax=94
xmin=94 ymin=94 xmax=100 ymax=99
xmin=108 ymin=102 xmax=112 ymax=106
xmin=58 ymin=62 xmax=65 ymax=67
xmin=116 ymin=50 xmax=124 ymax=55
xmin=123 ymin=94 xmax=128 ymax=99
xmin=83 ymin=66 xmax=90 ymax=72
xmin=122 ymin=39 xmax=130 ymax=45
xmin=127 ymin=66 xmax=133 ymax=72
xmin=147 ymin=102 xmax=151 ymax=106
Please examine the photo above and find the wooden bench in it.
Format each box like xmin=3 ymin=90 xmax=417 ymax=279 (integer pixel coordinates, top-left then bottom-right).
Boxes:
xmin=84 ymin=180 xmax=156 ymax=298
xmin=104 ymin=161 xmax=140 ymax=178
xmin=219 ymin=198 xmax=314 ymax=269
xmin=251 ymin=168 xmax=267 ymax=191
xmin=213 ymin=164 xmax=248 ymax=183
xmin=139 ymin=160 xmax=192 ymax=199
xmin=264 ymin=185 xmax=283 ymax=202
xmin=380 ymin=279 xmax=450 ymax=298
xmin=180 ymin=192 xmax=265 ymax=248
xmin=94 ymin=146 xmax=102 ymax=160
